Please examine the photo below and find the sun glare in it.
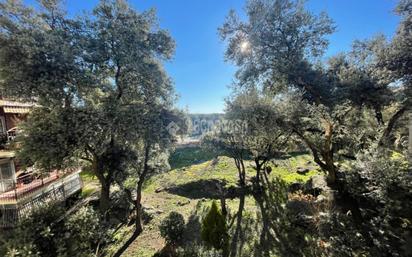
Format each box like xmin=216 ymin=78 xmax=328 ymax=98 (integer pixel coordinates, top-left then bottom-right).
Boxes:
xmin=240 ymin=41 xmax=250 ymax=53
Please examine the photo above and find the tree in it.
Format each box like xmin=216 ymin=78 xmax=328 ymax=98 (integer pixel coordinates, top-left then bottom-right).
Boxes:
xmin=376 ymin=0 xmax=412 ymax=146
xmin=201 ymin=201 xmax=229 ymax=257
xmin=203 ymin=89 xmax=289 ymax=187
xmin=159 ymin=211 xmax=185 ymax=247
xmin=225 ymin=89 xmax=289 ymax=185
xmin=129 ymin=108 xmax=186 ymax=235
xmin=219 ymin=0 xmax=391 ymax=185
xmin=0 ymin=0 xmax=177 ymax=213
xmin=202 ymin=128 xmax=249 ymax=187
xmin=219 ymin=0 xmax=338 ymax=184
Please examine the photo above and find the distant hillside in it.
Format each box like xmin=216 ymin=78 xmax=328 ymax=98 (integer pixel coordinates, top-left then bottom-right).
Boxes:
xmin=188 ymin=113 xmax=224 ymax=138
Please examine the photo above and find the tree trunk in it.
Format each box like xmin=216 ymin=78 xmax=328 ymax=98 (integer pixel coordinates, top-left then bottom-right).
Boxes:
xmin=217 ymin=183 xmax=228 ymax=216
xmin=379 ymin=105 xmax=408 ymax=146
xmin=230 ymin=192 xmax=245 ymax=257
xmin=322 ymin=120 xmax=337 ymax=185
xmin=100 ymin=182 xmax=111 ymax=215
xmin=92 ymin=157 xmax=111 ymax=214
xmin=234 ymin=158 xmax=246 ymax=186
xmin=220 ymin=197 xmax=228 ymax=217
xmin=409 ymin=112 xmax=412 ymax=166
xmin=256 ymin=169 xmax=261 ymax=185
xmin=293 ymin=127 xmax=337 ymax=185
xmin=255 ymin=160 xmax=264 ymax=186
xmin=135 ymin=144 xmax=151 ymax=235
xmin=135 ymin=184 xmax=144 ymax=235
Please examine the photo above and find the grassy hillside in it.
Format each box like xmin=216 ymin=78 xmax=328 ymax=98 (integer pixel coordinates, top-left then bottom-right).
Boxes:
xmin=121 ymin=147 xmax=321 ymax=257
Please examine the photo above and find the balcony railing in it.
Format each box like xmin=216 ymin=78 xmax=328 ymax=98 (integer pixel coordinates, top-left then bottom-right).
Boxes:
xmin=0 ymin=168 xmax=81 ymax=204
xmin=0 ymin=170 xmax=83 ymax=228
xmin=7 ymin=127 xmax=18 ymax=141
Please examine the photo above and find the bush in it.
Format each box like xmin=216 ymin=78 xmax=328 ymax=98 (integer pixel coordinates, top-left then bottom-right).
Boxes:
xmin=57 ymin=206 xmax=107 ymax=256
xmin=0 ymin=203 xmax=106 ymax=257
xmin=311 ymin=148 xmax=412 ymax=257
xmin=341 ymin=148 xmax=412 ymax=256
xmin=0 ymin=202 xmax=65 ymax=257
xmin=159 ymin=211 xmax=185 ymax=245
xmin=177 ymin=244 xmax=223 ymax=257
xmin=201 ymin=201 xmax=229 ymax=256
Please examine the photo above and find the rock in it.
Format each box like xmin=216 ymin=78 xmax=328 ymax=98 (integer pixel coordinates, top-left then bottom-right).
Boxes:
xmin=155 ymin=187 xmax=163 ymax=193
xmin=287 ymin=200 xmax=316 ymax=231
xmin=289 ymin=182 xmax=304 ymax=193
xmin=176 ymin=200 xmax=190 ymax=206
xmin=305 ymin=175 xmax=330 ymax=196
xmin=142 ymin=205 xmax=164 ymax=223
xmin=211 ymin=157 xmax=219 ymax=166
xmin=296 ymin=167 xmax=310 ymax=175
xmin=315 ymin=194 xmax=328 ymax=204
xmin=295 ymin=214 xmax=315 ymax=229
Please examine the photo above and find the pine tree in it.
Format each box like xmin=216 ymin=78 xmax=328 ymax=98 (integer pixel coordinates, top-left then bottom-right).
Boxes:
xmin=201 ymin=201 xmax=229 ymax=257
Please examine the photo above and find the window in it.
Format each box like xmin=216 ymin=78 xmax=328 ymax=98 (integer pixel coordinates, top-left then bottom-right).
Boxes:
xmin=0 ymin=163 xmax=13 ymax=179
xmin=0 ymin=116 xmax=5 ymax=133
xmin=0 ymin=161 xmax=15 ymax=193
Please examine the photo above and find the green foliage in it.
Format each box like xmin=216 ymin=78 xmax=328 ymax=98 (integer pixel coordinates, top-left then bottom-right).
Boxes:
xmin=219 ymin=0 xmax=335 ymax=91
xmin=0 ymin=203 xmax=107 ymax=257
xmin=0 ymin=0 xmax=184 ymax=213
xmin=342 ymin=147 xmax=412 ymax=256
xmin=56 ymin=206 xmax=106 ymax=257
xmin=201 ymin=201 xmax=229 ymax=255
xmin=0 ymin=202 xmax=65 ymax=257
xmin=177 ymin=244 xmax=223 ymax=257
xmin=159 ymin=211 xmax=186 ymax=245
xmin=169 ymin=147 xmax=217 ymax=169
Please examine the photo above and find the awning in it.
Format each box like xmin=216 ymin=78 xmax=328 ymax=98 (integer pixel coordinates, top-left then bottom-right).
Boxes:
xmin=0 ymin=151 xmax=15 ymax=159
xmin=3 ymin=107 xmax=31 ymax=114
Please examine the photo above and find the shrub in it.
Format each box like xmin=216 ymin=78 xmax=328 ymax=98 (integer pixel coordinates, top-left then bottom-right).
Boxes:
xmin=0 ymin=203 xmax=106 ymax=257
xmin=340 ymin=148 xmax=412 ymax=256
xmin=201 ymin=201 xmax=229 ymax=256
xmin=159 ymin=211 xmax=185 ymax=245
xmin=2 ymin=202 xmax=65 ymax=257
xmin=57 ymin=206 xmax=106 ymax=256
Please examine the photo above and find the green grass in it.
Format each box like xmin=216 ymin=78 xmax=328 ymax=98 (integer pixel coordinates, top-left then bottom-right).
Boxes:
xmin=169 ymin=146 xmax=217 ymax=169
xmin=122 ymin=147 xmax=321 ymax=256
xmin=79 ymin=170 xmax=100 ymax=198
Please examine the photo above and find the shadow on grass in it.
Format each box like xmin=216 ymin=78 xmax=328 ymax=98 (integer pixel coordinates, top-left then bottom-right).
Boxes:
xmin=273 ymin=151 xmax=310 ymax=160
xmin=251 ymin=173 xmax=322 ymax=257
xmin=165 ymin=179 xmax=244 ymax=200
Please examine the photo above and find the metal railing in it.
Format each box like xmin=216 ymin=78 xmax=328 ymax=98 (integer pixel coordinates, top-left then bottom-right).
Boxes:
xmin=0 ymin=169 xmax=79 ymax=204
xmin=0 ymin=172 xmax=83 ymax=227
xmin=7 ymin=127 xmax=18 ymax=141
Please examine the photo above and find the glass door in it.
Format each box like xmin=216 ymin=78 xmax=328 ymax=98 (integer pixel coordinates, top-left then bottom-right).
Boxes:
xmin=0 ymin=161 xmax=15 ymax=193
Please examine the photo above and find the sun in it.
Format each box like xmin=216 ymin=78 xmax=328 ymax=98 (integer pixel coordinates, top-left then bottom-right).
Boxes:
xmin=240 ymin=41 xmax=250 ymax=53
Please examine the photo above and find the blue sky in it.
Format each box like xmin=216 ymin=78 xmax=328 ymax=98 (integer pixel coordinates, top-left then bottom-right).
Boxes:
xmin=25 ymin=0 xmax=400 ymax=113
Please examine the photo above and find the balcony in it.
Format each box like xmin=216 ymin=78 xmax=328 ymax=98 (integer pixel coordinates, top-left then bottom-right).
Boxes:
xmin=0 ymin=128 xmax=20 ymax=150
xmin=0 ymin=168 xmax=83 ymax=227
xmin=6 ymin=127 xmax=18 ymax=142
xmin=0 ymin=167 xmax=82 ymax=205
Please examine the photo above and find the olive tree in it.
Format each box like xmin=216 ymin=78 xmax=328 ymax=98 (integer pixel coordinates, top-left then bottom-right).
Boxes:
xmin=219 ymin=0 xmax=394 ymax=185
xmin=0 ymin=0 xmax=178 ymax=213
